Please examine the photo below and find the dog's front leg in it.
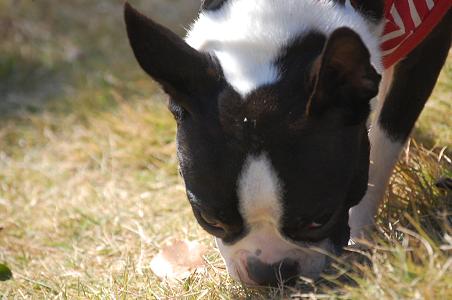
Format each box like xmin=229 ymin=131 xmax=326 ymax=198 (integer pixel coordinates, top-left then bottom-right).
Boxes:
xmin=349 ymin=11 xmax=452 ymax=240
xmin=349 ymin=124 xmax=403 ymax=240
xmin=349 ymin=67 xmax=399 ymax=240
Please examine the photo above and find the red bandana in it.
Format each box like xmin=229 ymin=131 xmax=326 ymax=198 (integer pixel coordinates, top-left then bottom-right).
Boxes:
xmin=381 ymin=0 xmax=451 ymax=69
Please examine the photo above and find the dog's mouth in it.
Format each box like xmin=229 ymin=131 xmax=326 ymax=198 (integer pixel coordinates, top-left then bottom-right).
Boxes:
xmin=233 ymin=250 xmax=332 ymax=286
xmin=216 ymin=231 xmax=338 ymax=286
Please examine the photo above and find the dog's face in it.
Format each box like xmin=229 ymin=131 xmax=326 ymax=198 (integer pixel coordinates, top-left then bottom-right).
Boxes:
xmin=125 ymin=3 xmax=380 ymax=285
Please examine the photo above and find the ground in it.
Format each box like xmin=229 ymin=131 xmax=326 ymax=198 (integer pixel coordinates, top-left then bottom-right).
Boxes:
xmin=0 ymin=1 xmax=451 ymax=299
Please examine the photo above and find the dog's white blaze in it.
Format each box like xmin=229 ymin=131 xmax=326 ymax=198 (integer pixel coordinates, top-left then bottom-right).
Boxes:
xmin=186 ymin=0 xmax=383 ymax=96
xmin=237 ymin=153 xmax=283 ymax=225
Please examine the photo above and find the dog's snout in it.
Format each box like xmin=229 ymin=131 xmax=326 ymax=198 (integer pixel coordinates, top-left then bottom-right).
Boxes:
xmin=246 ymin=257 xmax=299 ymax=286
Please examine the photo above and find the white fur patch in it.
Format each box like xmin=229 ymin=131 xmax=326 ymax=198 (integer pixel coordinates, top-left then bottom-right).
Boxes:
xmin=186 ymin=0 xmax=383 ymax=96
xmin=237 ymin=153 xmax=283 ymax=226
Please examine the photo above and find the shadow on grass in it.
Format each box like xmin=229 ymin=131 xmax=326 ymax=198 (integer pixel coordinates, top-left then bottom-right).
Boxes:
xmin=0 ymin=0 xmax=171 ymax=123
xmin=0 ymin=52 xmax=67 ymax=115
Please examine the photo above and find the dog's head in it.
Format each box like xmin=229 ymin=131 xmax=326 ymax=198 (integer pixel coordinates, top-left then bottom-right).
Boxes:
xmin=125 ymin=1 xmax=381 ymax=286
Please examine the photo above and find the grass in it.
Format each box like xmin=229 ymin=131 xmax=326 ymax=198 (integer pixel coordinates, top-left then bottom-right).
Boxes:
xmin=0 ymin=0 xmax=451 ymax=299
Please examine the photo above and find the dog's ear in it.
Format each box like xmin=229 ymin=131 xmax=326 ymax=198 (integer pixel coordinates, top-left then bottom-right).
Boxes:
xmin=124 ymin=3 xmax=222 ymax=113
xmin=308 ymin=27 xmax=381 ymax=123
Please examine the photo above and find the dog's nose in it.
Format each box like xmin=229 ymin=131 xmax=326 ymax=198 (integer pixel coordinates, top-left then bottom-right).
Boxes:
xmin=246 ymin=257 xmax=299 ymax=286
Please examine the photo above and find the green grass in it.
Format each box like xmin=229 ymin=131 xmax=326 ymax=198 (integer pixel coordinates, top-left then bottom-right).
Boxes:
xmin=0 ymin=1 xmax=451 ymax=299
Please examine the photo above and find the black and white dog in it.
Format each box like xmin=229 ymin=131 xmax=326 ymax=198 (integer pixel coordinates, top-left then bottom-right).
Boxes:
xmin=124 ymin=0 xmax=451 ymax=286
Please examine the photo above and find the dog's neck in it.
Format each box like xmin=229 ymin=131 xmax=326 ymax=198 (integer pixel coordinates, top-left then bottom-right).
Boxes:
xmin=186 ymin=0 xmax=384 ymax=97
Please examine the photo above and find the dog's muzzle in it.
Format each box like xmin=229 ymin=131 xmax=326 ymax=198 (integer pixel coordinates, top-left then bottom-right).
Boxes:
xmin=246 ymin=256 xmax=300 ymax=286
xmin=216 ymin=222 xmax=335 ymax=286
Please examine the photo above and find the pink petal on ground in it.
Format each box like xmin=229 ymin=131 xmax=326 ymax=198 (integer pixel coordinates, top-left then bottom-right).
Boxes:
xmin=150 ymin=239 xmax=207 ymax=280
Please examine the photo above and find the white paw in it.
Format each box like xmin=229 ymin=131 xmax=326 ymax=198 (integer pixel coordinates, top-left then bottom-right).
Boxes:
xmin=348 ymin=190 xmax=383 ymax=241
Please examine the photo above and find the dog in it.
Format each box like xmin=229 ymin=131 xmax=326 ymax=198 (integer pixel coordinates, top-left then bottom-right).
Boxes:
xmin=124 ymin=0 xmax=451 ymax=286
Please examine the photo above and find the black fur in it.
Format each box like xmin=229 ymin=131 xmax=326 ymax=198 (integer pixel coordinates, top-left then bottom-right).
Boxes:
xmin=350 ymin=0 xmax=385 ymax=21
xmin=201 ymin=0 xmax=229 ymax=11
xmin=332 ymin=0 xmax=384 ymax=21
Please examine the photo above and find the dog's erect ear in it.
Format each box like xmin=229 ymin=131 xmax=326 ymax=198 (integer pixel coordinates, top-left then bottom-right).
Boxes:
xmin=124 ymin=3 xmax=222 ymax=112
xmin=308 ymin=27 xmax=381 ymax=122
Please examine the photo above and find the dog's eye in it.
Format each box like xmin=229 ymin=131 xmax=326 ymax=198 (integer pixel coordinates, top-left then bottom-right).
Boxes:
xmin=200 ymin=212 xmax=223 ymax=229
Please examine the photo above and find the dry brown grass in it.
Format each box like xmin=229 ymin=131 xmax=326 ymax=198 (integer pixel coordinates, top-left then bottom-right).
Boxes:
xmin=0 ymin=1 xmax=451 ymax=299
